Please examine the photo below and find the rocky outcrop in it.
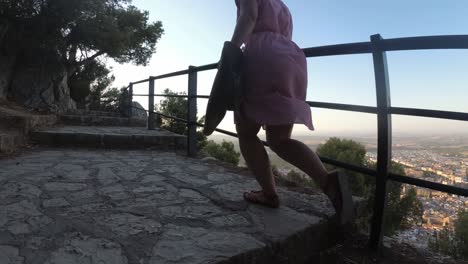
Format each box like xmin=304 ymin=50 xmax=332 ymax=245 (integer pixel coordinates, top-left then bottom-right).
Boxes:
xmin=130 ymin=101 xmax=148 ymax=120
xmin=9 ymin=65 xmax=76 ymax=113
xmin=1 ymin=22 xmax=76 ymax=112
xmin=0 ymin=54 xmax=15 ymax=99
xmin=0 ymin=21 xmax=16 ymax=99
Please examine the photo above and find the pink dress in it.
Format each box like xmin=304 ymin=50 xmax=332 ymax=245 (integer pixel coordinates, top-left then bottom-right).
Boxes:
xmin=234 ymin=0 xmax=314 ymax=130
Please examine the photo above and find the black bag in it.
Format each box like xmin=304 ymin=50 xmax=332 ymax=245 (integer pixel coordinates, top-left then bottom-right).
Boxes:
xmin=203 ymin=41 xmax=244 ymax=136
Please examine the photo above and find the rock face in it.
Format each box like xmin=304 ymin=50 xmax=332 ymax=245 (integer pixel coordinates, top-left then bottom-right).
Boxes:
xmin=0 ymin=53 xmax=15 ymax=99
xmin=130 ymin=101 xmax=148 ymax=120
xmin=0 ymin=23 xmax=16 ymax=99
xmin=0 ymin=23 xmax=76 ymax=112
xmin=9 ymin=65 xmax=77 ymax=112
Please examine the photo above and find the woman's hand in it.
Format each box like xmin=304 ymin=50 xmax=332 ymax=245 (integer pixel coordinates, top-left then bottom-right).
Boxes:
xmin=231 ymin=0 xmax=258 ymax=47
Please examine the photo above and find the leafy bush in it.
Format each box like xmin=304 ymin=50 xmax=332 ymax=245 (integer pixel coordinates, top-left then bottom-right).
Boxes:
xmin=203 ymin=140 xmax=240 ymax=166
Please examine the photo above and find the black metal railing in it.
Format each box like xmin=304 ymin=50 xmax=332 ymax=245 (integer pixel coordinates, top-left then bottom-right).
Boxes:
xmin=123 ymin=34 xmax=468 ymax=250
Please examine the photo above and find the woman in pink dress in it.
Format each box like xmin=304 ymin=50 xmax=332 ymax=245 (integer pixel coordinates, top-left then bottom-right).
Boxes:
xmin=232 ymin=0 xmax=353 ymax=224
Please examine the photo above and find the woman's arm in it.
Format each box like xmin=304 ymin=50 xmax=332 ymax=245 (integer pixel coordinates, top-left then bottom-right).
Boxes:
xmin=231 ymin=0 xmax=258 ymax=47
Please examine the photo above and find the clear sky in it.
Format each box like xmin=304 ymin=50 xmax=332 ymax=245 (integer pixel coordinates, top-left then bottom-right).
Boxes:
xmin=111 ymin=0 xmax=468 ymax=137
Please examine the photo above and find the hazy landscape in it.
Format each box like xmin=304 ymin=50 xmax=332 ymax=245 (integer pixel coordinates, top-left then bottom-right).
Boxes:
xmin=209 ymin=132 xmax=468 ymax=170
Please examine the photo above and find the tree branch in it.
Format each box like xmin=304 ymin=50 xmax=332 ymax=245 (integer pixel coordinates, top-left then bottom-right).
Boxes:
xmin=66 ymin=50 xmax=106 ymax=77
xmin=78 ymin=50 xmax=105 ymax=66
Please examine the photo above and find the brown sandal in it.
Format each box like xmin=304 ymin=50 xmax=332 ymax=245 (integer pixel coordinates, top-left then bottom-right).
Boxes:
xmin=243 ymin=190 xmax=280 ymax=208
xmin=323 ymin=171 xmax=354 ymax=225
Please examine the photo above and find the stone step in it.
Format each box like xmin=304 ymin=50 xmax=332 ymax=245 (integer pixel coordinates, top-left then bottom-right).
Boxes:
xmin=0 ymin=113 xmax=57 ymax=132
xmin=0 ymin=112 xmax=56 ymax=153
xmin=0 ymin=131 xmax=25 ymax=152
xmin=30 ymin=126 xmax=187 ymax=150
xmin=0 ymin=115 xmax=25 ymax=130
xmin=59 ymin=115 xmax=146 ymax=127
xmin=65 ymin=109 xmax=122 ymax=117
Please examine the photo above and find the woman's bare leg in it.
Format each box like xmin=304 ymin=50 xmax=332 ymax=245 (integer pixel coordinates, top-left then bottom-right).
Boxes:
xmin=236 ymin=119 xmax=278 ymax=197
xmin=266 ymin=125 xmax=329 ymax=189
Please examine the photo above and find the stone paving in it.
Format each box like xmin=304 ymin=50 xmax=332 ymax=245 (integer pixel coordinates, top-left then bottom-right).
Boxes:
xmin=0 ymin=148 xmax=337 ymax=264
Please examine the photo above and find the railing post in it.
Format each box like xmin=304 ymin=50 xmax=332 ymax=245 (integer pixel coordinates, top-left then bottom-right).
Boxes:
xmin=128 ymin=83 xmax=134 ymax=117
xmin=148 ymin=77 xmax=155 ymax=130
xmin=187 ymin=66 xmax=198 ymax=157
xmin=369 ymin=34 xmax=393 ymax=251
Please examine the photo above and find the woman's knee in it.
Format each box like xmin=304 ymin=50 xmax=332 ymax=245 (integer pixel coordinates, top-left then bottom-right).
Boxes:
xmin=236 ymin=122 xmax=261 ymax=139
xmin=266 ymin=135 xmax=286 ymax=153
xmin=266 ymin=125 xmax=293 ymax=152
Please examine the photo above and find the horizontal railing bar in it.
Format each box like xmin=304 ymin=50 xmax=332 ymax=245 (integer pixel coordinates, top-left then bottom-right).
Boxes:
xmin=194 ymin=121 xmax=377 ymax=176
xmin=303 ymin=42 xmax=372 ymax=57
xmin=195 ymin=95 xmax=210 ymax=99
xmin=172 ymin=121 xmax=468 ymax=197
xmin=193 ymin=63 xmax=218 ymax=72
xmin=379 ymin=35 xmax=468 ymax=52
xmin=154 ymin=94 xmax=188 ymax=98
xmin=390 ymin=107 xmax=468 ymax=121
xmin=151 ymin=69 xmax=191 ymax=80
xmin=128 ymin=35 xmax=468 ymax=84
xmin=132 ymin=97 xmax=467 ymax=121
xmin=389 ymin=173 xmax=468 ymax=197
xmin=131 ymin=65 xmax=217 ymax=84
xmin=319 ymin=157 xmax=378 ymax=176
xmin=307 ymin=101 xmax=378 ymax=114
xmin=131 ymin=79 xmax=150 ymax=85
xmin=134 ymin=94 xmax=190 ymax=98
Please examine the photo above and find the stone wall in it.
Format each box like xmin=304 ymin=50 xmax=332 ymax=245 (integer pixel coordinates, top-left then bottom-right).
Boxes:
xmin=9 ymin=65 xmax=76 ymax=112
xmin=0 ymin=22 xmax=16 ymax=99
xmin=0 ymin=54 xmax=14 ymax=99
xmin=0 ymin=22 xmax=76 ymax=112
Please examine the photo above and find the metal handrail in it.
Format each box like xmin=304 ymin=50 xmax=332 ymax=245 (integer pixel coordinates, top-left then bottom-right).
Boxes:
xmin=124 ymin=34 xmax=468 ymax=251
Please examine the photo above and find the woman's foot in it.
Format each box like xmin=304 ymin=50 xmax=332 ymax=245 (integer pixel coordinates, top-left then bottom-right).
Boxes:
xmin=323 ymin=170 xmax=354 ymax=225
xmin=243 ymin=190 xmax=280 ymax=208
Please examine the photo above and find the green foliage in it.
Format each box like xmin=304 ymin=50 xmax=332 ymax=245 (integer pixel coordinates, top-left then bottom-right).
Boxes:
xmin=454 ymin=210 xmax=468 ymax=258
xmin=157 ymin=88 xmax=189 ymax=135
xmin=1 ymin=0 xmax=163 ymax=107
xmin=367 ymin=162 xmax=424 ymax=235
xmin=396 ymin=188 xmax=424 ymax=228
xmin=428 ymin=227 xmax=458 ymax=257
xmin=316 ymin=137 xmax=423 ymax=236
xmin=429 ymin=209 xmax=468 ymax=260
xmin=286 ymin=169 xmax=317 ymax=188
xmin=269 ymin=165 xmax=316 ymax=188
xmin=203 ymin=140 xmax=240 ymax=166
xmin=156 ymin=88 xmax=207 ymax=150
xmin=70 ymin=61 xmax=115 ymax=103
xmin=96 ymin=87 xmax=123 ymax=111
xmin=155 ymin=89 xmax=240 ymax=164
xmin=1 ymin=0 xmax=163 ymax=66
xmin=383 ymin=186 xmax=424 ymax=234
xmin=317 ymin=137 xmax=370 ymax=196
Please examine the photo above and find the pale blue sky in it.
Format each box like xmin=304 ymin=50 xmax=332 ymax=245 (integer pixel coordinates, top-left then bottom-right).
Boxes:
xmin=111 ymin=0 xmax=468 ymax=137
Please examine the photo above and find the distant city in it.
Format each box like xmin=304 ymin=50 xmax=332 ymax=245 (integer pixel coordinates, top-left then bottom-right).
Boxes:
xmin=368 ymin=149 xmax=468 ymax=248
xmin=210 ymin=132 xmax=468 ymax=249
